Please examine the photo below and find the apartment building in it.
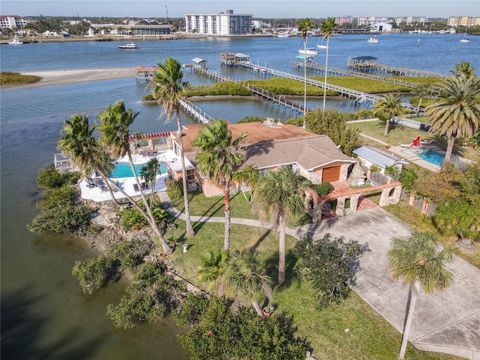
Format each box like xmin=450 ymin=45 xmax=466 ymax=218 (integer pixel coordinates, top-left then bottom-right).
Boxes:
xmin=0 ymin=15 xmax=28 ymax=29
xmin=185 ymin=10 xmax=252 ymax=35
xmin=447 ymin=16 xmax=480 ymax=27
xmin=395 ymin=16 xmax=427 ymax=25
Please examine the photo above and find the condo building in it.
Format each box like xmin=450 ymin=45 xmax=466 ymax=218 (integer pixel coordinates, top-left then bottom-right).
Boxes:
xmin=0 ymin=15 xmax=28 ymax=29
xmin=447 ymin=16 xmax=480 ymax=27
xmin=185 ymin=10 xmax=252 ymax=35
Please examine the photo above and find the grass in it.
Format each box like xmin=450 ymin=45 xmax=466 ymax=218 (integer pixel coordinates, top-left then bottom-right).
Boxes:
xmin=313 ymin=76 xmax=412 ymax=94
xmin=184 ymin=81 xmax=252 ymax=97
xmin=385 ymin=203 xmax=480 ymax=269
xmin=348 ymin=120 xmax=429 ymax=146
xmin=169 ymin=190 xmax=311 ymax=227
xmin=0 ymin=72 xmax=41 ymax=86
xmin=167 ymin=218 xmax=457 ymax=359
xmin=243 ymin=77 xmax=338 ymax=96
xmin=410 ymin=97 xmax=438 ymax=108
xmin=394 ymin=76 xmax=444 ymax=86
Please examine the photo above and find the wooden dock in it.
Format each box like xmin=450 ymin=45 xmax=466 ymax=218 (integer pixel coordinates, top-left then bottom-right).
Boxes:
xmin=293 ymin=61 xmax=420 ymax=88
xmin=347 ymin=59 xmax=448 ymax=78
xmin=193 ymin=66 xmax=307 ymax=115
xmin=179 ymin=98 xmax=215 ymax=124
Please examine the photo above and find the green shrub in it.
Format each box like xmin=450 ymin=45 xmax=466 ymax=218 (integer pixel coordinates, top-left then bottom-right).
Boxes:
xmin=142 ymin=94 xmax=156 ymax=101
xmin=295 ymin=234 xmax=365 ymax=308
xmin=314 ymin=182 xmax=333 ymax=196
xmin=108 ymin=239 xmax=153 ymax=270
xmin=184 ymin=82 xmax=252 ymax=97
xmin=37 ymin=165 xmax=80 ymax=189
xmin=120 ymin=208 xmax=147 ymax=230
xmin=237 ymin=116 xmax=267 ymax=124
xmin=166 ymin=178 xmax=183 ymax=199
xmin=0 ymin=72 xmax=41 ymax=86
xmin=313 ymin=76 xmax=411 ymax=93
xmin=399 ymin=167 xmax=419 ymax=192
xmin=106 ymin=262 xmax=183 ymax=329
xmin=72 ymin=255 xmax=117 ymax=294
xmin=385 ymin=166 xmax=401 ymax=180
xmin=243 ymin=77 xmax=337 ymax=96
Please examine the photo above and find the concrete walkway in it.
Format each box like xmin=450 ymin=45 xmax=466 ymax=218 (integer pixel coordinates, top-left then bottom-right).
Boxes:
xmin=159 ymin=192 xmax=480 ymax=359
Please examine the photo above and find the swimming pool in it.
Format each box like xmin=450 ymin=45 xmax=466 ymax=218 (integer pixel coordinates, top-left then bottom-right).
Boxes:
xmin=419 ymin=150 xmax=445 ymax=166
xmin=110 ymin=162 xmax=167 ymax=178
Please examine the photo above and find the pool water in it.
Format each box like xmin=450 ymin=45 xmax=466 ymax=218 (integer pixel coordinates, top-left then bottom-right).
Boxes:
xmin=110 ymin=162 xmax=167 ymax=178
xmin=419 ymin=150 xmax=445 ymax=166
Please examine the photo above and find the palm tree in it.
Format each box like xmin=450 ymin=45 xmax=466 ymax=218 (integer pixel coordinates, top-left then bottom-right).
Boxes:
xmin=194 ymin=120 xmax=247 ymax=252
xmin=140 ymin=158 xmax=161 ymax=199
xmin=388 ymin=232 xmax=453 ymax=360
xmin=427 ymin=74 xmax=480 ymax=163
xmin=321 ymin=17 xmax=337 ymax=113
xmin=234 ymin=165 xmax=259 ymax=203
xmin=374 ymin=94 xmax=402 ymax=136
xmin=297 ymin=18 xmax=313 ymax=126
xmin=97 ymin=101 xmax=172 ymax=254
xmin=256 ymin=167 xmax=311 ymax=284
xmin=151 ymin=57 xmax=195 ymax=238
xmin=224 ymin=251 xmax=270 ymax=318
xmin=413 ymin=83 xmax=431 ymax=117
xmin=451 ymin=61 xmax=476 ymax=79
xmin=59 ymin=114 xmax=120 ymax=206
xmin=198 ymin=249 xmax=229 ymax=295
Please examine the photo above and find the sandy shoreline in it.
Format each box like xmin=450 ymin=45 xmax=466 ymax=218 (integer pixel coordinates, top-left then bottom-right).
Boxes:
xmin=3 ymin=67 xmax=136 ymax=89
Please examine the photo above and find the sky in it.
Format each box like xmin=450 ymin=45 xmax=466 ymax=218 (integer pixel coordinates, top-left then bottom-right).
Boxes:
xmin=2 ymin=0 xmax=479 ymax=18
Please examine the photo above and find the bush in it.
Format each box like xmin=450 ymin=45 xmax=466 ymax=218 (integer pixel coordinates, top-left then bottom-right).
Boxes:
xmin=166 ymin=178 xmax=183 ymax=199
xmin=184 ymin=82 xmax=252 ymax=97
xmin=72 ymin=255 xmax=117 ymax=294
xmin=37 ymin=166 xmax=80 ymax=189
xmin=385 ymin=166 xmax=401 ymax=180
xmin=142 ymin=94 xmax=156 ymax=101
xmin=295 ymin=234 xmax=366 ymax=308
xmin=237 ymin=116 xmax=267 ymax=124
xmin=399 ymin=167 xmax=419 ymax=192
xmin=177 ymin=295 xmax=308 ymax=360
xmin=120 ymin=208 xmax=147 ymax=230
xmin=434 ymin=199 xmax=480 ymax=242
xmin=108 ymin=239 xmax=154 ymax=270
xmin=244 ymin=77 xmax=337 ymax=96
xmin=106 ymin=262 xmax=183 ymax=329
xmin=314 ymin=182 xmax=333 ymax=196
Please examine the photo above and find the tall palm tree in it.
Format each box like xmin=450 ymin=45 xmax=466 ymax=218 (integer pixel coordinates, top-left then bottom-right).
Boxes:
xmin=198 ymin=249 xmax=229 ymax=295
xmin=140 ymin=158 xmax=161 ymax=199
xmin=451 ymin=61 xmax=476 ymax=79
xmin=234 ymin=165 xmax=259 ymax=203
xmin=374 ymin=94 xmax=402 ymax=136
xmin=59 ymin=114 xmax=120 ymax=206
xmin=194 ymin=120 xmax=247 ymax=252
xmin=256 ymin=167 xmax=311 ymax=284
xmin=427 ymin=74 xmax=480 ymax=163
xmin=321 ymin=17 xmax=337 ymax=113
xmin=297 ymin=18 xmax=313 ymax=126
xmin=224 ymin=251 xmax=270 ymax=318
xmin=151 ymin=57 xmax=195 ymax=238
xmin=97 ymin=101 xmax=172 ymax=254
xmin=413 ymin=83 xmax=431 ymax=116
xmin=388 ymin=232 xmax=453 ymax=360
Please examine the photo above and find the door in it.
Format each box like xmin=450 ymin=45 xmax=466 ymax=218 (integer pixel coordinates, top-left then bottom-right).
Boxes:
xmin=322 ymin=166 xmax=341 ymax=182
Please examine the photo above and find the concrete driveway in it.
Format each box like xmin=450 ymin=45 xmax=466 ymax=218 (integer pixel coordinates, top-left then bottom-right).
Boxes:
xmin=297 ymin=207 xmax=480 ymax=360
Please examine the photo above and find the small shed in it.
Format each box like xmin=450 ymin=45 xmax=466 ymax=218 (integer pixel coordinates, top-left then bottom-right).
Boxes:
xmin=192 ymin=57 xmax=207 ymax=68
xmin=353 ymin=146 xmax=407 ymax=174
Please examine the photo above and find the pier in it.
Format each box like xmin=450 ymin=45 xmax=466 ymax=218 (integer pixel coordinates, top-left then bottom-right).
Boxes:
xmin=193 ymin=66 xmax=307 ymax=114
xmin=347 ymin=57 xmax=448 ymax=78
xmin=179 ymin=98 xmax=215 ymax=124
xmin=293 ymin=61 xmax=420 ymax=88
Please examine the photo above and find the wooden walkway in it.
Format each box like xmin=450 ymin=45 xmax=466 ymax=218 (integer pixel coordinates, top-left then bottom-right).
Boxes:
xmin=347 ymin=61 xmax=448 ymax=78
xmin=293 ymin=61 xmax=420 ymax=88
xmin=179 ymin=98 xmax=215 ymax=124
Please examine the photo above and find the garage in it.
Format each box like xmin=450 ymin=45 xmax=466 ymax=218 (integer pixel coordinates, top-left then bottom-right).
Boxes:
xmin=322 ymin=165 xmax=341 ymax=182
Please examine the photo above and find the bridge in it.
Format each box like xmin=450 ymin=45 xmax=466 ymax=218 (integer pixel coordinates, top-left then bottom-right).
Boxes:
xmin=193 ymin=66 xmax=307 ymax=114
xmin=236 ymin=62 xmax=417 ymax=110
xmin=292 ymin=61 xmax=420 ymax=88
xmin=179 ymin=98 xmax=215 ymax=124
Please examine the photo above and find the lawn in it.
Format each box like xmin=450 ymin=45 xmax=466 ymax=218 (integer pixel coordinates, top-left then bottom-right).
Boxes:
xmin=348 ymin=120 xmax=429 ymax=146
xmin=394 ymin=76 xmax=444 ymax=86
xmin=0 ymin=72 xmax=41 ymax=86
xmin=385 ymin=203 xmax=480 ymax=269
xmin=167 ymin=219 xmax=457 ymax=359
xmin=410 ymin=97 xmax=438 ymax=108
xmin=313 ymin=76 xmax=412 ymax=94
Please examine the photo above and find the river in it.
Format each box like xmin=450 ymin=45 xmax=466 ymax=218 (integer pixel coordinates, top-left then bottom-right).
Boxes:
xmin=1 ymin=34 xmax=478 ymax=359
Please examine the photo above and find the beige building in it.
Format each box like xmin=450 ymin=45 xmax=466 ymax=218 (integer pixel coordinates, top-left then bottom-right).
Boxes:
xmin=171 ymin=121 xmax=356 ymax=197
xmin=447 ymin=16 xmax=479 ymax=27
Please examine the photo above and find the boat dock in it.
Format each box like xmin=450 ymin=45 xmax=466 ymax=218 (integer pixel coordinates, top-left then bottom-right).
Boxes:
xmin=347 ymin=57 xmax=448 ymax=78
xmin=293 ymin=61 xmax=420 ymax=88
xmin=179 ymin=98 xmax=215 ymax=123
xmin=193 ymin=66 xmax=307 ymax=115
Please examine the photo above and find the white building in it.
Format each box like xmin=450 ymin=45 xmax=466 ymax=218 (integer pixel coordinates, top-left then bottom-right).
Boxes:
xmin=447 ymin=16 xmax=480 ymax=28
xmin=0 ymin=15 xmax=28 ymax=29
xmin=371 ymin=22 xmax=393 ymax=32
xmin=395 ymin=16 xmax=427 ymax=25
xmin=358 ymin=16 xmax=389 ymax=26
xmin=185 ymin=10 xmax=252 ymax=35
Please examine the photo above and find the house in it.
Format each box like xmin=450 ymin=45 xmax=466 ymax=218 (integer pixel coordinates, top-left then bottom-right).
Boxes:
xmin=371 ymin=22 xmax=393 ymax=32
xmin=353 ymin=146 xmax=407 ymax=174
xmin=171 ymin=121 xmax=357 ymax=197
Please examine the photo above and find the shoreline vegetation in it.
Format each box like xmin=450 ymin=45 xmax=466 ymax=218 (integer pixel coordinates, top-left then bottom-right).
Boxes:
xmin=0 ymin=72 xmax=42 ymax=87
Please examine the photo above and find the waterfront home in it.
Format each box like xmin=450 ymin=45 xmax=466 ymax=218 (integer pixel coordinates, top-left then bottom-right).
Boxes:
xmin=172 ymin=121 xmax=357 ymax=197
xmin=353 ymin=145 xmax=407 ymax=174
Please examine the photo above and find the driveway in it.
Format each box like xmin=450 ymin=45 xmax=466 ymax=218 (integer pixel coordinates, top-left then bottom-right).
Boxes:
xmin=297 ymin=207 xmax=480 ymax=360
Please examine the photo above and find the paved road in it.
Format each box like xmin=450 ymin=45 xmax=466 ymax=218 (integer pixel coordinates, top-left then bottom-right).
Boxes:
xmin=160 ymin=192 xmax=480 ymax=359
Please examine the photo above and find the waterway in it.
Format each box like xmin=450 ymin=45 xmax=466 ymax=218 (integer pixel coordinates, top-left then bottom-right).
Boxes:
xmin=1 ymin=34 xmax=479 ymax=359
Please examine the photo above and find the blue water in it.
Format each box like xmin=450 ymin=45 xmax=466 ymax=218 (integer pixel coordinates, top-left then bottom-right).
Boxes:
xmin=419 ymin=149 xmax=445 ymax=166
xmin=110 ymin=162 xmax=167 ymax=178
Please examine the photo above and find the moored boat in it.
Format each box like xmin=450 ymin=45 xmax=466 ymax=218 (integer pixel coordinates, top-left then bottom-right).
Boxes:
xmin=118 ymin=42 xmax=138 ymax=49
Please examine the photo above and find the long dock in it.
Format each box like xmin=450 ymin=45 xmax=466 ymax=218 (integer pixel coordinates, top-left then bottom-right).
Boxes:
xmin=179 ymin=98 xmax=215 ymax=123
xmin=236 ymin=62 xmax=417 ymax=110
xmin=193 ymin=66 xmax=307 ymax=114
xmin=347 ymin=60 xmax=448 ymax=78
xmin=292 ymin=61 xmax=420 ymax=88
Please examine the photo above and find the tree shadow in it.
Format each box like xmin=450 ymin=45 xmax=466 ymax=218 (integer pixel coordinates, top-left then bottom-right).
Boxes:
xmin=1 ymin=287 xmax=105 ymax=360
xmin=263 ymin=249 xmax=299 ymax=290
xmin=249 ymin=228 xmax=272 ymax=251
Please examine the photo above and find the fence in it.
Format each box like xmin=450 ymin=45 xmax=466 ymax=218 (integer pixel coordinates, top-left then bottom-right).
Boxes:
xmin=391 ymin=116 xmax=431 ymax=131
xmin=400 ymin=191 xmax=437 ymax=217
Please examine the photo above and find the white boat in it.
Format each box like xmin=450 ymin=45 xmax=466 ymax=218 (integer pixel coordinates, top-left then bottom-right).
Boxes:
xmin=460 ymin=38 xmax=470 ymax=43
xmin=367 ymin=37 xmax=379 ymax=43
xmin=299 ymin=48 xmax=318 ymax=56
xmin=118 ymin=42 xmax=138 ymax=49
xmin=317 ymin=44 xmax=328 ymax=49
xmin=8 ymin=36 xmax=23 ymax=45
xmin=277 ymin=33 xmax=289 ymax=38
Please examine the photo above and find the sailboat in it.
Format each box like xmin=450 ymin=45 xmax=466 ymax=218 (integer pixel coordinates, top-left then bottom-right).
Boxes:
xmin=460 ymin=26 xmax=470 ymax=43
xmin=367 ymin=37 xmax=379 ymax=43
